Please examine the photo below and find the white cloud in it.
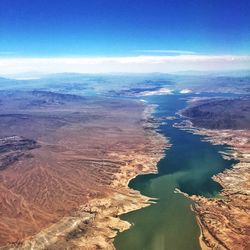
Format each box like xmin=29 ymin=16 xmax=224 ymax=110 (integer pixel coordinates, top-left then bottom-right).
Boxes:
xmin=0 ymin=55 xmax=249 ymax=75
xmin=135 ymin=49 xmax=196 ymax=54
xmin=180 ymin=89 xmax=192 ymax=94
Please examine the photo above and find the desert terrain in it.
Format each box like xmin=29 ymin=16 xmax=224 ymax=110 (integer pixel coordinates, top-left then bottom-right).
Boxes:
xmin=180 ymin=97 xmax=250 ymax=250
xmin=0 ymin=74 xmax=249 ymax=250
xmin=0 ymin=91 xmax=166 ymax=249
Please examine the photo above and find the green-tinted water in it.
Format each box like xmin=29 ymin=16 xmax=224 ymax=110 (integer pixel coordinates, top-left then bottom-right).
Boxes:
xmin=114 ymin=95 xmax=235 ymax=250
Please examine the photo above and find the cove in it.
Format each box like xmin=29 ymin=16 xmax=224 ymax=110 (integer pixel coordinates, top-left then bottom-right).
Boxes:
xmin=114 ymin=94 xmax=236 ymax=250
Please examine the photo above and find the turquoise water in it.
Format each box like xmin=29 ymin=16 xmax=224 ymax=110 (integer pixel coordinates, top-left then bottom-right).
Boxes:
xmin=114 ymin=94 xmax=235 ymax=250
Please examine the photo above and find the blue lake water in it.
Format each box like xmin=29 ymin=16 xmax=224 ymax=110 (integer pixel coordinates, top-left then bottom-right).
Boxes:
xmin=114 ymin=94 xmax=236 ymax=250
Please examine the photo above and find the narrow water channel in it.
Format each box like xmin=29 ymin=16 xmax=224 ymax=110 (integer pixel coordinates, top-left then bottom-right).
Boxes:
xmin=114 ymin=94 xmax=235 ymax=250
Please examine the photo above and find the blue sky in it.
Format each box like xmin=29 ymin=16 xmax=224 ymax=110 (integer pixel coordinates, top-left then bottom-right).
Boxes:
xmin=1 ymin=0 xmax=250 ymax=57
xmin=0 ymin=0 xmax=250 ymax=74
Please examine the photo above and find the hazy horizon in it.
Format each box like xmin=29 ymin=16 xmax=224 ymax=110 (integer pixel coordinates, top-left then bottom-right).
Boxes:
xmin=1 ymin=0 xmax=250 ymax=75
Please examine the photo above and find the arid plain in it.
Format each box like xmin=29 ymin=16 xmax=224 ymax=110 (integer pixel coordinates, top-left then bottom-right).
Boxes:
xmin=0 ymin=90 xmax=166 ymax=249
